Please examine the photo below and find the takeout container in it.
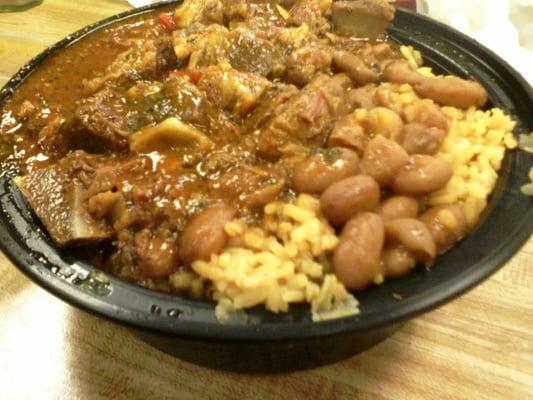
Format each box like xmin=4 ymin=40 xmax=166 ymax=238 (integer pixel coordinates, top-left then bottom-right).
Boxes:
xmin=0 ymin=2 xmax=531 ymax=373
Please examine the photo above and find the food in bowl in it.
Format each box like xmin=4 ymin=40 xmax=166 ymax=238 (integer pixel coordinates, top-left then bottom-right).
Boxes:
xmin=0 ymin=0 xmax=517 ymax=322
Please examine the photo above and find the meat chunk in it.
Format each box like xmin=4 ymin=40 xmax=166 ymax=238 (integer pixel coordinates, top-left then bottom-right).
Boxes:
xmin=85 ymin=157 xmax=149 ymax=199
xmin=286 ymin=46 xmax=332 ymax=86
xmin=228 ymin=28 xmax=285 ymax=77
xmin=173 ymin=24 xmax=230 ymax=69
xmin=135 ymin=229 xmax=179 ymax=278
xmin=243 ymin=83 xmax=300 ymax=134
xmin=83 ymin=39 xmax=177 ymax=94
xmin=198 ymin=65 xmax=273 ymax=116
xmin=76 ymin=87 xmax=132 ymax=149
xmin=331 ymin=0 xmax=395 ymax=39
xmin=258 ymin=74 xmax=352 ymax=159
xmin=220 ymin=0 xmax=249 ymax=20
xmin=158 ymin=76 xmax=240 ymax=138
xmin=84 ymin=154 xmax=198 ymax=235
xmin=14 ymin=100 xmax=37 ymax=121
xmin=280 ymin=0 xmax=298 ymax=8
xmin=155 ymin=38 xmax=179 ymax=75
xmin=87 ymin=191 xmax=123 ymax=220
xmin=303 ymin=72 xmax=353 ymax=119
xmin=196 ymin=149 xmax=250 ymax=178
xmin=36 ymin=113 xmax=67 ymax=153
xmin=174 ymin=0 xmax=224 ymax=28
xmin=287 ymin=0 xmax=332 ymax=32
xmin=275 ymin=24 xmax=317 ymax=50
xmin=358 ymin=42 xmax=398 ymax=64
xmin=77 ymin=76 xmax=237 ymax=150
xmin=174 ymin=0 xmax=248 ymax=26
xmin=14 ymin=152 xmax=113 ymax=247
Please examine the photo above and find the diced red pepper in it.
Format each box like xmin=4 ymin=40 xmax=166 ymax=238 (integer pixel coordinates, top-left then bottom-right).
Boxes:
xmin=157 ymin=13 xmax=176 ymax=33
xmin=189 ymin=70 xmax=203 ymax=85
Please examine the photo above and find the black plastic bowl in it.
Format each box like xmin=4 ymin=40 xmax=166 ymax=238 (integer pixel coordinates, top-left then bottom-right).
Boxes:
xmin=0 ymin=2 xmax=532 ymax=373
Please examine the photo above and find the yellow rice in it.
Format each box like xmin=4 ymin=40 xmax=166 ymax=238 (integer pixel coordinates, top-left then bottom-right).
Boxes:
xmin=190 ymin=194 xmax=359 ymax=323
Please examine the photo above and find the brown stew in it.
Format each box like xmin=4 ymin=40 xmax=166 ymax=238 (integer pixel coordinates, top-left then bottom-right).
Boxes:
xmin=0 ymin=0 xmax=489 ymax=295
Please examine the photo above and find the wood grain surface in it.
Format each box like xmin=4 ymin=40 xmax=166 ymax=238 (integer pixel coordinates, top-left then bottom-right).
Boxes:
xmin=0 ymin=1 xmax=532 ymax=399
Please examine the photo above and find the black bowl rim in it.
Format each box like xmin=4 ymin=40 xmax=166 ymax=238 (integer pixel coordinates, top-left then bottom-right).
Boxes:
xmin=0 ymin=1 xmax=532 ymax=342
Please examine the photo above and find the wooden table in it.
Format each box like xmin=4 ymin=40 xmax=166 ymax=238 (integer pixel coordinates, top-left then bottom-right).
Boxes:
xmin=0 ymin=1 xmax=532 ymax=399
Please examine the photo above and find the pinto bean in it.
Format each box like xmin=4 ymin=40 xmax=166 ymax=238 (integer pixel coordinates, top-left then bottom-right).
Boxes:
xmin=419 ymin=204 xmax=468 ymax=254
xmin=382 ymin=246 xmax=417 ymax=278
xmin=382 ymin=60 xmax=425 ymax=85
xmin=332 ymin=213 xmax=385 ymax=290
xmin=179 ymin=204 xmax=236 ymax=264
xmin=332 ymin=50 xmax=379 ymax=86
xmin=392 ymin=155 xmax=453 ymax=196
xmin=385 ymin=218 xmax=436 ymax=266
xmin=321 ymin=175 xmax=380 ymax=225
xmin=378 ymin=196 xmax=419 ymax=220
xmin=367 ymin=107 xmax=404 ymax=141
xmin=348 ymin=85 xmax=377 ymax=110
xmin=403 ymin=100 xmax=449 ymax=131
xmin=374 ymin=86 xmax=403 ymax=115
xmin=401 ymin=123 xmax=447 ymax=155
xmin=414 ymin=76 xmax=488 ymax=109
xmin=360 ymin=136 xmax=410 ymax=186
xmin=293 ymin=148 xmax=359 ymax=194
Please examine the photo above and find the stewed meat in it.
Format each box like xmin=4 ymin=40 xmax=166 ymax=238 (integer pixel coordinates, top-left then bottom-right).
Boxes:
xmin=331 ymin=0 xmax=395 ymax=39
xmin=257 ymin=73 xmax=352 ymax=158
xmin=14 ymin=152 xmax=113 ymax=246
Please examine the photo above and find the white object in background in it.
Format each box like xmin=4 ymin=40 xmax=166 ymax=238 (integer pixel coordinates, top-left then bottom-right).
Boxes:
xmin=416 ymin=0 xmax=533 ymax=87
xmin=510 ymin=0 xmax=533 ymax=51
xmin=126 ymin=0 xmax=159 ymax=7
